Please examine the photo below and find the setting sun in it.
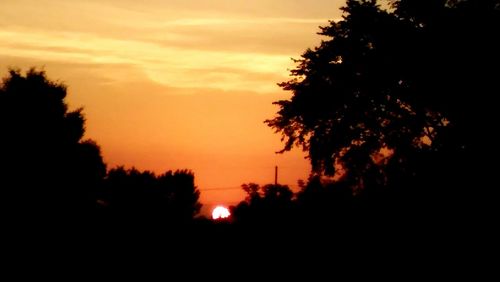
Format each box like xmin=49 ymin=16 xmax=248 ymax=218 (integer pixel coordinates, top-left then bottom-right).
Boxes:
xmin=212 ymin=206 xmax=231 ymax=220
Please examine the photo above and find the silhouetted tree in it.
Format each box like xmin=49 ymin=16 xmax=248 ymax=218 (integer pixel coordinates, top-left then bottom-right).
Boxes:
xmin=0 ymin=68 xmax=106 ymax=218
xmin=267 ymin=0 xmax=436 ymax=185
xmin=102 ymin=167 xmax=157 ymax=217
xmin=242 ymin=183 xmax=261 ymax=202
xmin=101 ymin=167 xmax=201 ymax=223
xmin=266 ymin=0 xmax=499 ymax=216
xmin=159 ymin=169 xmax=202 ymax=222
xmin=232 ymin=183 xmax=294 ymax=224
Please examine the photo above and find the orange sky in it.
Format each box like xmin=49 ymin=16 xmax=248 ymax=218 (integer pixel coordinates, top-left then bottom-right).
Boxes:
xmin=0 ymin=0 xmax=344 ymax=213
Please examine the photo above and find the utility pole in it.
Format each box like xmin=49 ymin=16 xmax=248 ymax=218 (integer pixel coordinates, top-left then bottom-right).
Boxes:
xmin=275 ymin=166 xmax=278 ymax=186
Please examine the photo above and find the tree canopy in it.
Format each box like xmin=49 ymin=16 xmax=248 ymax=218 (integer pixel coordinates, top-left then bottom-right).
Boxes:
xmin=0 ymin=68 xmax=106 ymax=216
xmin=266 ymin=0 xmax=500 ymax=195
xmin=232 ymin=183 xmax=294 ymax=224
xmin=102 ymin=167 xmax=202 ymax=222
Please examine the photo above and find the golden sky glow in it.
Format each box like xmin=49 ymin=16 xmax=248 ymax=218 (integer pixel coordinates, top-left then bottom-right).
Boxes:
xmin=0 ymin=0 xmax=344 ymax=212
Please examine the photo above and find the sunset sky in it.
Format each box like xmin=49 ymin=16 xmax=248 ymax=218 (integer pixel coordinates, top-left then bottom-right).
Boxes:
xmin=0 ymin=0 xmax=344 ymax=212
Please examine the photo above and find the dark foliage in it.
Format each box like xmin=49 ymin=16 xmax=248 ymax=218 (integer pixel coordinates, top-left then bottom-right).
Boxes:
xmin=100 ymin=167 xmax=202 ymax=223
xmin=0 ymin=68 xmax=106 ymax=219
xmin=232 ymin=183 xmax=294 ymax=225
xmin=265 ymin=0 xmax=499 ymax=224
xmin=0 ymin=69 xmax=203 ymax=227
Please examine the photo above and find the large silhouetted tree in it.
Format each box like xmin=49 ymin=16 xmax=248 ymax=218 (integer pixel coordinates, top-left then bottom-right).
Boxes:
xmin=0 ymin=68 xmax=106 ymax=217
xmin=266 ymin=0 xmax=499 ymax=211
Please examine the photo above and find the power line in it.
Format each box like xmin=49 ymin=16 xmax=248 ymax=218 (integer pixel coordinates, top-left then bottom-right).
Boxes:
xmin=199 ymin=187 xmax=242 ymax=191
xmin=200 ymin=184 xmax=302 ymax=191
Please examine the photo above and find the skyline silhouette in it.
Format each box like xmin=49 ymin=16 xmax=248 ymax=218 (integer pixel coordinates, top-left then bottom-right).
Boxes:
xmin=0 ymin=0 xmax=498 ymax=230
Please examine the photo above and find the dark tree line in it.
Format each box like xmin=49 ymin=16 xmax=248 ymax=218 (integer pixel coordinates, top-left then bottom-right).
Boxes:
xmin=0 ymin=69 xmax=201 ymax=224
xmin=100 ymin=167 xmax=201 ymax=223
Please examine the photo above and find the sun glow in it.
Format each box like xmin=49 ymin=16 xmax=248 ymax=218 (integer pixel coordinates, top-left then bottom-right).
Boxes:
xmin=212 ymin=206 xmax=231 ymax=220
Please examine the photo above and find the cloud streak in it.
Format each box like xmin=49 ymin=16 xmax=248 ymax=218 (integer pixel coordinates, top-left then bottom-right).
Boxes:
xmin=0 ymin=0 xmax=343 ymax=93
xmin=0 ymin=27 xmax=292 ymax=92
xmin=133 ymin=17 xmax=331 ymax=27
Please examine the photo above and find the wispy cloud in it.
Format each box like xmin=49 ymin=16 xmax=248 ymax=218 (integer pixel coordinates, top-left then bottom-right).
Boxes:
xmin=136 ymin=17 xmax=330 ymax=27
xmin=0 ymin=28 xmax=292 ymax=92
xmin=0 ymin=0 xmax=344 ymax=93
